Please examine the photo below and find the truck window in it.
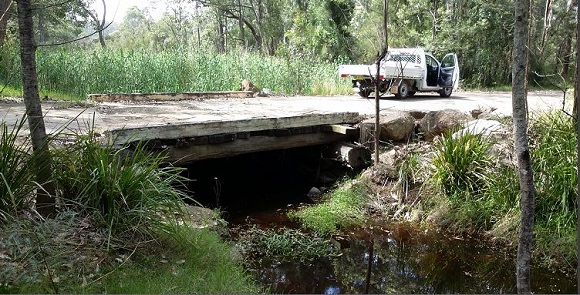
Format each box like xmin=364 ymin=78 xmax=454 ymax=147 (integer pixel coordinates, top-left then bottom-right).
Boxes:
xmin=441 ymin=54 xmax=455 ymax=68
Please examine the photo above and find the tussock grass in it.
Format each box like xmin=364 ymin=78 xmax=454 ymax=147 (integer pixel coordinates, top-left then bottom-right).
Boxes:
xmin=425 ymin=111 xmax=576 ymax=267
xmin=52 ymin=132 xmax=189 ymax=237
xmin=528 ymin=111 xmax=577 ymax=264
xmin=0 ymin=118 xmax=38 ymax=220
xmin=431 ymin=130 xmax=493 ymax=198
xmin=289 ymin=179 xmax=368 ymax=234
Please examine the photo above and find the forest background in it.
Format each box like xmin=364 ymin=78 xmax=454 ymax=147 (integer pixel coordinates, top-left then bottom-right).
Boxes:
xmin=0 ymin=0 xmax=576 ymax=97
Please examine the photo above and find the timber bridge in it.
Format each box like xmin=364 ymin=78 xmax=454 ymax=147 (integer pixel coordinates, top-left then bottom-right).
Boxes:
xmin=0 ymin=90 xmax=563 ymax=167
xmin=5 ymin=92 xmax=378 ymax=167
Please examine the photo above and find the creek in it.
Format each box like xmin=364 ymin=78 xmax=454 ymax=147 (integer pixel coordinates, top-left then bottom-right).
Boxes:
xmin=230 ymin=209 xmax=575 ymax=294
xmin=183 ymin=146 xmax=576 ymax=294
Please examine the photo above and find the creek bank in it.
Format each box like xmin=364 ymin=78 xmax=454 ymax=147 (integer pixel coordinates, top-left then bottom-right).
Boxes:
xmin=236 ymin=110 xmax=575 ymax=293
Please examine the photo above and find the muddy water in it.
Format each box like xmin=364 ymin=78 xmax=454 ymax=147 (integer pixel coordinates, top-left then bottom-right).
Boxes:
xmin=231 ymin=209 xmax=576 ymax=294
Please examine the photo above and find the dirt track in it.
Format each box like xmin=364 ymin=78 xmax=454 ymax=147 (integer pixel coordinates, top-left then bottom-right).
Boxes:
xmin=0 ymin=90 xmax=568 ymax=136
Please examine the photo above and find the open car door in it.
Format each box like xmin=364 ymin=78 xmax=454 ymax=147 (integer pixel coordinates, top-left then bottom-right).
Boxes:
xmin=437 ymin=53 xmax=459 ymax=90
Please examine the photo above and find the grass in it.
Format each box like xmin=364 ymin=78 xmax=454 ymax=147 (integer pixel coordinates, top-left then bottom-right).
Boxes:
xmin=80 ymin=226 xmax=261 ymax=294
xmin=288 ymin=179 xmax=368 ymax=234
xmin=236 ymin=226 xmax=339 ymax=264
xmin=1 ymin=219 xmax=261 ymax=294
xmin=0 ymin=117 xmax=261 ymax=293
xmin=423 ymin=110 xmax=576 ymax=267
xmin=1 ymin=45 xmax=352 ymax=100
xmin=431 ymin=130 xmax=493 ymax=197
xmin=0 ymin=118 xmax=37 ymax=220
xmin=528 ymin=111 xmax=577 ymax=265
xmin=52 ymin=131 xmax=190 ymax=237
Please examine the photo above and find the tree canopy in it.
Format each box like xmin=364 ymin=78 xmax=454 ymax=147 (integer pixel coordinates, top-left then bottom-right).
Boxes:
xmin=0 ymin=0 xmax=577 ymax=87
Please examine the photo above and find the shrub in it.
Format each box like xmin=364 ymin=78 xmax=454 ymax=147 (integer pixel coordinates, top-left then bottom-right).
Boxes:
xmin=53 ymin=131 xmax=188 ymax=236
xmin=431 ymin=130 xmax=493 ymax=198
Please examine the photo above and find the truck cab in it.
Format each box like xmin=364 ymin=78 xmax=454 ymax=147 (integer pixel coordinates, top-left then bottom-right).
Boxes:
xmin=338 ymin=48 xmax=459 ymax=99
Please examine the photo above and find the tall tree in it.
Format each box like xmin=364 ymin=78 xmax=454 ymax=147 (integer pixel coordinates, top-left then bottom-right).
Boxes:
xmin=15 ymin=0 xmax=55 ymax=216
xmin=0 ymin=0 xmax=12 ymax=47
xmin=84 ymin=0 xmax=107 ymax=48
xmin=512 ymin=0 xmax=535 ymax=292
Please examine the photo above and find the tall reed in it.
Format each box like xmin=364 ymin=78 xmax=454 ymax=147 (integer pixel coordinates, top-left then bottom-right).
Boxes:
xmin=1 ymin=46 xmax=352 ymax=99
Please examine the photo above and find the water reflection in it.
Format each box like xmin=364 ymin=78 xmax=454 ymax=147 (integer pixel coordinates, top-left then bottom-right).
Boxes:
xmin=242 ymin=222 xmax=576 ymax=293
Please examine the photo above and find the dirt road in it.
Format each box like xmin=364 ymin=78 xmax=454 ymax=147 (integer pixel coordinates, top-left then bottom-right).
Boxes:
xmin=0 ymin=90 xmax=568 ymax=136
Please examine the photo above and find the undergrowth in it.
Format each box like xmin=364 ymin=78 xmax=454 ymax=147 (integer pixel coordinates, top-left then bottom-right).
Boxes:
xmin=425 ymin=110 xmax=576 ymax=268
xmin=236 ymin=226 xmax=339 ymax=264
xmin=288 ymin=179 xmax=368 ymax=234
xmin=0 ymin=117 xmax=260 ymax=293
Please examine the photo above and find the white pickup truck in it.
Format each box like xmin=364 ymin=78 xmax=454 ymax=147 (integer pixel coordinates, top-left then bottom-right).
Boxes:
xmin=338 ymin=48 xmax=459 ymax=99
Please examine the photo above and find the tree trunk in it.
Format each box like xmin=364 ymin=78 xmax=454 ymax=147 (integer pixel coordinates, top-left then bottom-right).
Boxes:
xmin=86 ymin=0 xmax=107 ymax=49
xmin=237 ymin=0 xmax=245 ymax=48
xmin=575 ymin=0 xmax=580 ymax=290
xmin=512 ymin=0 xmax=535 ymax=292
xmin=16 ymin=0 xmax=55 ymax=216
xmin=37 ymin=6 xmax=46 ymax=43
xmin=216 ymin=10 xmax=225 ymax=53
xmin=0 ymin=0 xmax=11 ymax=47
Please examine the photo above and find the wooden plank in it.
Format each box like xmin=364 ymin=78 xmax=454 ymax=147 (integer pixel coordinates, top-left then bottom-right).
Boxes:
xmin=163 ymin=132 xmax=347 ymax=164
xmin=331 ymin=142 xmax=371 ymax=168
xmin=105 ymin=112 xmax=361 ymax=146
xmin=88 ymin=91 xmax=254 ymax=102
xmin=321 ymin=124 xmax=359 ymax=136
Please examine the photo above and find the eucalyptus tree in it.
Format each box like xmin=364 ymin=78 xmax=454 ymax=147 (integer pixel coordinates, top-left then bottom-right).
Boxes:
xmin=512 ymin=0 xmax=535 ymax=292
xmin=199 ymin=0 xmax=282 ymax=51
xmin=15 ymin=0 xmax=55 ymax=216
xmin=284 ymin=0 xmax=356 ymax=61
xmin=0 ymin=0 xmax=12 ymax=47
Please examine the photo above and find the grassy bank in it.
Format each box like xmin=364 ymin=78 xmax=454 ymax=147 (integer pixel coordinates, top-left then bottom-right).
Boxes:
xmin=0 ymin=119 xmax=261 ymax=293
xmin=0 ymin=46 xmax=351 ymax=100
xmin=290 ymin=110 xmax=576 ymax=272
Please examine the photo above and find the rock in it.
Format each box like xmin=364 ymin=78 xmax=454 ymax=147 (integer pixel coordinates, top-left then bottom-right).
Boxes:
xmin=378 ymin=149 xmax=401 ymax=179
xmin=452 ymin=119 xmax=504 ymax=138
xmin=307 ymin=187 xmax=322 ymax=202
xmin=239 ymin=79 xmax=260 ymax=95
xmin=360 ymin=111 xmax=415 ymax=143
xmin=418 ymin=109 xmax=471 ymax=141
xmin=470 ymin=106 xmax=498 ymax=119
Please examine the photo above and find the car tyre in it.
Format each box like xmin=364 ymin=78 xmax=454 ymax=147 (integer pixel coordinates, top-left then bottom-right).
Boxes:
xmin=439 ymin=87 xmax=453 ymax=98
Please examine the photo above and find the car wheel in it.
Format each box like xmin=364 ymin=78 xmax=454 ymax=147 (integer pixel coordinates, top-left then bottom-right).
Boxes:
xmin=358 ymin=89 xmax=372 ymax=98
xmin=394 ymin=81 xmax=409 ymax=99
xmin=439 ymin=87 xmax=452 ymax=98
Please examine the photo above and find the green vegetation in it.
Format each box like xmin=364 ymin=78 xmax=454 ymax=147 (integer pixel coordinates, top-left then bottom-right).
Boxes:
xmin=426 ymin=111 xmax=576 ymax=266
xmin=236 ymin=226 xmax=339 ymax=263
xmin=0 ymin=46 xmax=352 ymax=100
xmin=0 ymin=119 xmax=260 ymax=293
xmin=0 ymin=119 xmax=37 ymax=220
xmin=52 ymin=131 xmax=188 ymax=237
xmin=81 ymin=227 xmax=261 ymax=294
xmin=289 ymin=180 xmax=368 ymax=234
xmin=431 ymin=131 xmax=493 ymax=197
xmin=529 ymin=111 xmax=577 ymax=262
